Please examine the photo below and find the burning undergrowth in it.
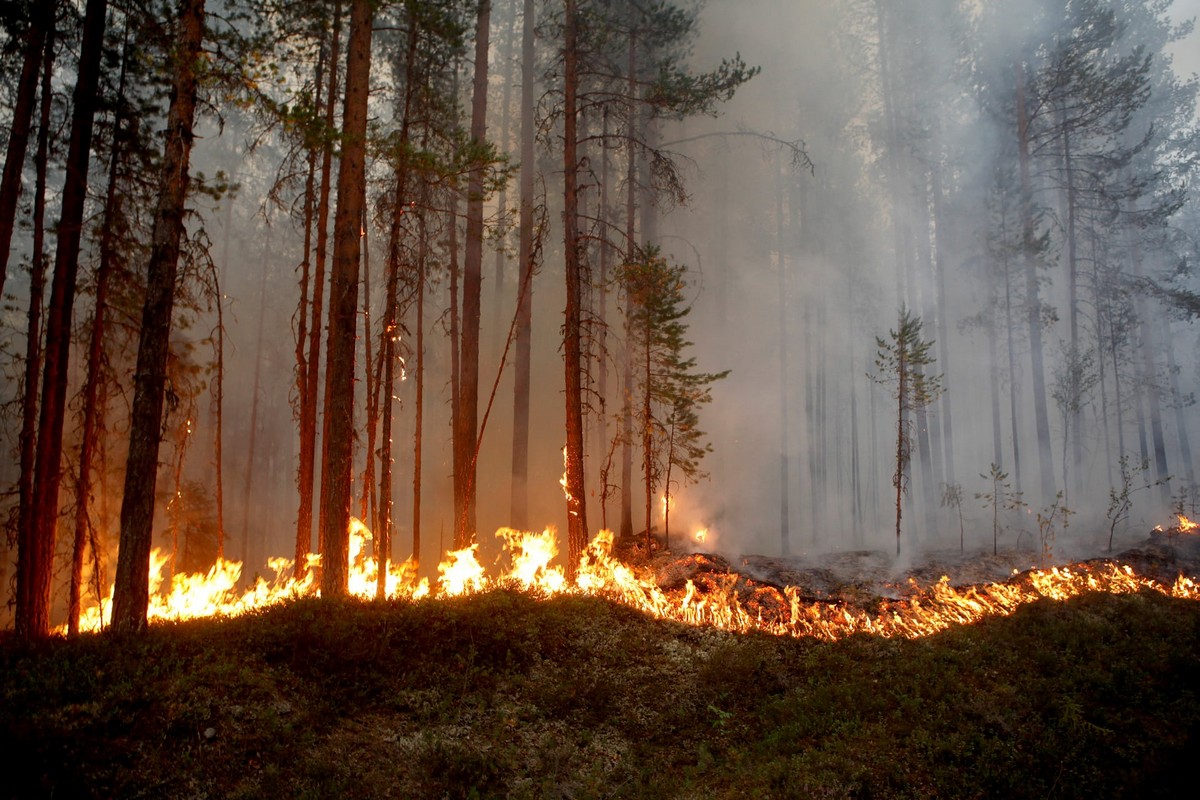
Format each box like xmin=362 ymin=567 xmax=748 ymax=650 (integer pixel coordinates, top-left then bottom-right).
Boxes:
xmin=60 ymin=515 xmax=1200 ymax=643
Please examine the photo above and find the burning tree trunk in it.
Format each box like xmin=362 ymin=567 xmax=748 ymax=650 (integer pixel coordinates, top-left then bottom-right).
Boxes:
xmin=18 ymin=0 xmax=107 ymax=640
xmin=319 ymin=0 xmax=373 ymax=597
xmin=111 ymin=0 xmax=206 ymax=633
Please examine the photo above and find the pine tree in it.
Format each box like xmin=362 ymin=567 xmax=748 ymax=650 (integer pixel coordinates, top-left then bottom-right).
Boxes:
xmin=620 ymin=249 xmax=726 ymax=551
xmin=871 ymin=307 xmax=943 ymax=556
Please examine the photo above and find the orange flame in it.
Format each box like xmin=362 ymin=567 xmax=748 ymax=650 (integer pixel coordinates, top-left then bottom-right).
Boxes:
xmin=1178 ymin=514 xmax=1198 ymax=533
xmin=65 ymin=518 xmax=1200 ymax=640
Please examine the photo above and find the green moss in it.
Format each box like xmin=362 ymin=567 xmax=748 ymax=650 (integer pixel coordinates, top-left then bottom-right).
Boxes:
xmin=2 ymin=589 xmax=1198 ymax=799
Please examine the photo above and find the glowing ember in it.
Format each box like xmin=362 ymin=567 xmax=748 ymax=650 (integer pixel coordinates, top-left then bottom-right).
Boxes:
xmin=65 ymin=517 xmax=1200 ymax=640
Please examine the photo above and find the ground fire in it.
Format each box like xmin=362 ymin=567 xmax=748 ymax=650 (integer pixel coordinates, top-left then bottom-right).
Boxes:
xmin=63 ymin=515 xmax=1200 ymax=638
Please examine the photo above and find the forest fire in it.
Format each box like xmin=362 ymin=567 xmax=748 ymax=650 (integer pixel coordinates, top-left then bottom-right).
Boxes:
xmin=63 ymin=520 xmax=1200 ymax=639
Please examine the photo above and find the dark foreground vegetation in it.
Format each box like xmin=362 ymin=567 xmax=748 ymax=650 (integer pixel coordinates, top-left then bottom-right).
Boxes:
xmin=2 ymin=588 xmax=1198 ymax=799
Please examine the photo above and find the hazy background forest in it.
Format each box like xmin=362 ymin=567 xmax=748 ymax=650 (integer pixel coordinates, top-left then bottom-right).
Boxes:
xmin=2 ymin=0 xmax=1199 ymax=632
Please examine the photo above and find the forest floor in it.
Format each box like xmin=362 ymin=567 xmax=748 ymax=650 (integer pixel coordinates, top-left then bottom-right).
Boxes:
xmin=2 ymin=537 xmax=1199 ymax=799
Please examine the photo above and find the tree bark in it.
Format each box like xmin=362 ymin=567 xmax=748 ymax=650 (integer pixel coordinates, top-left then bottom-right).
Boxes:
xmin=1015 ymin=59 xmax=1057 ymax=507
xmin=111 ymin=0 xmax=205 ymax=633
xmin=619 ymin=28 xmax=638 ymax=543
xmin=457 ymin=0 xmax=491 ymax=546
xmin=319 ymin=0 xmax=373 ymax=597
xmin=73 ymin=16 xmax=124 ymax=633
xmin=15 ymin=17 xmax=55 ymax=637
xmin=509 ymin=0 xmax=536 ymax=529
xmin=18 ymin=0 xmax=108 ymax=639
xmin=0 ymin=2 xmax=50 ymax=299
xmin=563 ymin=0 xmax=589 ymax=571
xmin=293 ymin=34 xmax=324 ymax=574
xmin=301 ymin=10 xmax=341 ymax=577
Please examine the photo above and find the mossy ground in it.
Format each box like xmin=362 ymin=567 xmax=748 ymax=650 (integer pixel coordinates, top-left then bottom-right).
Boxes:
xmin=2 ymin=587 xmax=1198 ymax=799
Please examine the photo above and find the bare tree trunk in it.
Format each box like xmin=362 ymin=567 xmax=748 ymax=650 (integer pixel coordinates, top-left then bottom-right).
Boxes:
xmin=16 ymin=19 xmax=54 ymax=636
xmin=111 ymin=0 xmax=205 ymax=633
xmin=300 ymin=11 xmax=341 ymax=578
xmin=213 ymin=268 xmax=226 ymax=559
xmin=457 ymin=0 xmax=491 ymax=546
xmin=563 ymin=0 xmax=589 ymax=571
xmin=930 ymin=157 xmax=956 ymax=488
xmin=775 ymin=157 xmax=790 ymax=557
xmin=73 ymin=17 xmax=123 ymax=633
xmin=19 ymin=0 xmax=107 ymax=639
xmin=293 ymin=40 xmax=322 ymax=570
xmin=412 ymin=194 xmax=429 ymax=571
xmin=510 ymin=0 xmax=536 ymax=529
xmin=240 ymin=241 xmax=270 ymax=566
xmin=319 ymin=0 xmax=373 ymax=597
xmin=596 ymin=106 xmax=611 ymax=521
xmin=1015 ymin=59 xmax=1057 ymax=507
xmin=360 ymin=210 xmax=377 ymax=527
xmin=0 ymin=1 xmax=50 ymax=298
xmin=619 ymin=29 xmax=638 ymax=544
xmin=492 ymin=0 xmax=517 ymax=356
xmin=378 ymin=17 xmax=421 ymax=594
xmin=642 ymin=316 xmax=653 ymax=552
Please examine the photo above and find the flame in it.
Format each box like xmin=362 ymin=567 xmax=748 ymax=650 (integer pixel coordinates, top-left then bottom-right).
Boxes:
xmin=694 ymin=528 xmax=708 ymax=544
xmin=1178 ymin=514 xmax=1198 ymax=533
xmin=64 ymin=517 xmax=1200 ymax=640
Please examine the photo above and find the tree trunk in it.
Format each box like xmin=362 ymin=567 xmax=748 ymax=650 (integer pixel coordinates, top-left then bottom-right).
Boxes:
xmin=619 ymin=28 xmax=638 ymax=544
xmin=563 ymin=0 xmax=589 ymax=571
xmin=360 ymin=209 xmax=377 ymax=527
xmin=15 ymin=19 xmax=55 ymax=637
xmin=301 ymin=10 xmax=341 ymax=577
xmin=895 ymin=346 xmax=906 ymax=556
xmin=18 ymin=0 xmax=108 ymax=639
xmin=775 ymin=157 xmax=790 ymax=556
xmin=457 ymin=0 xmax=491 ymax=546
xmin=0 ymin=2 xmax=50 ymax=299
xmin=319 ymin=0 xmax=373 ymax=597
xmin=1015 ymin=59 xmax=1057 ymax=507
xmin=73 ymin=17 xmax=123 ymax=633
xmin=378 ymin=17 xmax=420 ymax=597
xmin=1060 ymin=103 xmax=1083 ymax=502
xmin=492 ymin=0 xmax=517 ymax=357
xmin=930 ymin=156 xmax=956 ymax=488
xmin=510 ymin=0 xmax=536 ymax=529
xmin=239 ymin=244 xmax=270 ymax=565
xmin=111 ymin=0 xmax=205 ymax=633
xmin=642 ymin=316 xmax=652 ymax=552
xmin=293 ymin=37 xmax=323 ymax=573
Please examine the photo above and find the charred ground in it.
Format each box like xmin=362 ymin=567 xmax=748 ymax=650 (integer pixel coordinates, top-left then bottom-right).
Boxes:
xmin=2 ymin=541 xmax=1199 ymax=799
